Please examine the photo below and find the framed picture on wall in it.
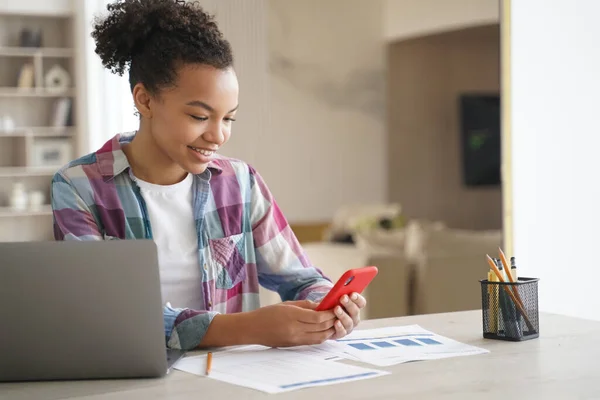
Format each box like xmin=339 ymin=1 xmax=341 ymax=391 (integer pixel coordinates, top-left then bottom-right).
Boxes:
xmin=31 ymin=139 xmax=72 ymax=168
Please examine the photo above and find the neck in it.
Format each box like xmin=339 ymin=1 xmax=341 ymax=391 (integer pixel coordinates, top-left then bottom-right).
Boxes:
xmin=123 ymin=120 xmax=187 ymax=185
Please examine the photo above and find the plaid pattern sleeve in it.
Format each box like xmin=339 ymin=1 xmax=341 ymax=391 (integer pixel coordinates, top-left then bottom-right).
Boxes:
xmin=248 ymin=166 xmax=333 ymax=302
xmin=164 ymin=306 xmax=217 ymax=350
xmin=51 ymin=169 xmax=104 ymax=241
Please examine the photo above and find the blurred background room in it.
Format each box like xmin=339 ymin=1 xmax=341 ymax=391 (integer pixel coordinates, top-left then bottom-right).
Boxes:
xmin=0 ymin=0 xmax=506 ymax=320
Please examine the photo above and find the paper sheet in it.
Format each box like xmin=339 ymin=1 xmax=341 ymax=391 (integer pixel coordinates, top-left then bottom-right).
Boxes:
xmin=279 ymin=342 xmax=358 ymax=362
xmin=174 ymin=346 xmax=389 ymax=394
xmin=306 ymin=325 xmax=489 ymax=367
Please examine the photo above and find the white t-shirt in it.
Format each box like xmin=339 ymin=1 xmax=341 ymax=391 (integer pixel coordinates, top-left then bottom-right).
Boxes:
xmin=133 ymin=173 xmax=204 ymax=310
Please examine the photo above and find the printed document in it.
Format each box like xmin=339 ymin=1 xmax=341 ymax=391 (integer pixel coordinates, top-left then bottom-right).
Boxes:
xmin=174 ymin=345 xmax=389 ymax=394
xmin=304 ymin=325 xmax=489 ymax=367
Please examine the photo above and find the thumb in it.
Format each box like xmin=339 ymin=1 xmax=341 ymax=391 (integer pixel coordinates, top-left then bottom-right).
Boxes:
xmin=285 ymin=299 xmax=318 ymax=310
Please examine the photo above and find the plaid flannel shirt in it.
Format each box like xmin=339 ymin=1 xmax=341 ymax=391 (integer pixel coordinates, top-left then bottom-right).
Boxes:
xmin=50 ymin=133 xmax=332 ymax=350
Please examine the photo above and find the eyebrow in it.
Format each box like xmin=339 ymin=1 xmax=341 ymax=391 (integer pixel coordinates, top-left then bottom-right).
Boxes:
xmin=186 ymin=100 xmax=239 ymax=113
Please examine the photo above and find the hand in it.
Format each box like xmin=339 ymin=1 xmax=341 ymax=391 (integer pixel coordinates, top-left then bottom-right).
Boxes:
xmin=247 ymin=300 xmax=336 ymax=347
xmin=332 ymin=292 xmax=367 ymax=339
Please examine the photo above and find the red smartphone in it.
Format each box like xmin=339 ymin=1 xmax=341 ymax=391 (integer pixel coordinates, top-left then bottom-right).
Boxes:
xmin=315 ymin=266 xmax=379 ymax=311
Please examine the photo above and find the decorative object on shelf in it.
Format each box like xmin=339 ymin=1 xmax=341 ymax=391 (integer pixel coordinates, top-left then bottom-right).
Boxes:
xmin=1 ymin=115 xmax=15 ymax=133
xmin=51 ymin=97 xmax=72 ymax=127
xmin=17 ymin=63 xmax=35 ymax=88
xmin=28 ymin=190 xmax=45 ymax=211
xmin=44 ymin=64 xmax=71 ymax=94
xmin=9 ymin=182 xmax=28 ymax=211
xmin=31 ymin=138 xmax=71 ymax=168
xmin=19 ymin=28 xmax=42 ymax=47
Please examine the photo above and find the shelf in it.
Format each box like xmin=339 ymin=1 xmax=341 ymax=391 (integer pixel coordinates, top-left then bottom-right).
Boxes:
xmin=0 ymin=167 xmax=57 ymax=177
xmin=0 ymin=0 xmax=73 ymax=17
xmin=0 ymin=88 xmax=75 ymax=97
xmin=0 ymin=205 xmax=52 ymax=218
xmin=0 ymin=47 xmax=73 ymax=57
xmin=0 ymin=127 xmax=73 ymax=137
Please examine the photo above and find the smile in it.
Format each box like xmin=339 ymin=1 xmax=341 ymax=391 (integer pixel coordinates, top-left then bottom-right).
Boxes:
xmin=188 ymin=146 xmax=215 ymax=156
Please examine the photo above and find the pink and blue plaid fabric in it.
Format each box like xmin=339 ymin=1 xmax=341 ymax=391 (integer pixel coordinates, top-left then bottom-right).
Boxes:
xmin=51 ymin=133 xmax=332 ymax=350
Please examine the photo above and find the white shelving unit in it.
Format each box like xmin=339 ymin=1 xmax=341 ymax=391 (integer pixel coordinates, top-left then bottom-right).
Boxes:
xmin=0 ymin=46 xmax=73 ymax=57
xmin=0 ymin=205 xmax=52 ymax=217
xmin=0 ymin=4 xmax=81 ymax=242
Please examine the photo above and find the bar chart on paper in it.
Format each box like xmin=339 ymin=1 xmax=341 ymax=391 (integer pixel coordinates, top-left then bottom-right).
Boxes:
xmin=327 ymin=325 xmax=489 ymax=367
xmin=346 ymin=336 xmax=442 ymax=351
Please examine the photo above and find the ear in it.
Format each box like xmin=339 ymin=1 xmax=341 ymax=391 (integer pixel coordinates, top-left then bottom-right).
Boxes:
xmin=132 ymin=83 xmax=153 ymax=119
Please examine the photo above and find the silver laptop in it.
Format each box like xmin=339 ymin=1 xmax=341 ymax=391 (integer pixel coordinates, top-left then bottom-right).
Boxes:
xmin=0 ymin=240 xmax=184 ymax=382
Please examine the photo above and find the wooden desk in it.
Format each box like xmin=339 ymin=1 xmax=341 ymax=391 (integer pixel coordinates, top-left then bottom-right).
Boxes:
xmin=2 ymin=310 xmax=599 ymax=399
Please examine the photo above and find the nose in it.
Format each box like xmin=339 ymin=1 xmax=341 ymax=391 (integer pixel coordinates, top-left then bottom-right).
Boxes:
xmin=202 ymin=120 xmax=226 ymax=146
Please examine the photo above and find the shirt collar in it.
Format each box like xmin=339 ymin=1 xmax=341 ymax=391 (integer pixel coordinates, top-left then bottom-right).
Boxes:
xmin=97 ymin=133 xmax=223 ymax=180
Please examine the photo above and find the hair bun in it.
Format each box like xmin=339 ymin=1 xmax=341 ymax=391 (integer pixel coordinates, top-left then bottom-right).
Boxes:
xmin=90 ymin=0 xmax=232 ymax=94
xmin=92 ymin=0 xmax=210 ymax=76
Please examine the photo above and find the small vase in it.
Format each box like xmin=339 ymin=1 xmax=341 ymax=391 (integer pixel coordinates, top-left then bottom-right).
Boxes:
xmin=2 ymin=116 xmax=15 ymax=132
xmin=9 ymin=182 xmax=28 ymax=211
xmin=28 ymin=190 xmax=45 ymax=211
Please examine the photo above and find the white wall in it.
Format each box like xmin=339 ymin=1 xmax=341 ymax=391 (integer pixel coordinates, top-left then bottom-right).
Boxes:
xmin=384 ymin=0 xmax=498 ymax=41
xmin=266 ymin=0 xmax=386 ymax=221
xmin=0 ymin=0 xmax=71 ymax=16
xmin=510 ymin=0 xmax=600 ymax=321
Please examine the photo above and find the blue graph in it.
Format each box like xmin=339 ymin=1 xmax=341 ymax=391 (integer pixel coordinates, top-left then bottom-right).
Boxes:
xmin=372 ymin=341 xmax=396 ymax=348
xmin=418 ymin=338 xmax=442 ymax=345
xmin=348 ymin=337 xmax=442 ymax=350
xmin=394 ymin=339 xmax=421 ymax=346
xmin=348 ymin=343 xmax=375 ymax=351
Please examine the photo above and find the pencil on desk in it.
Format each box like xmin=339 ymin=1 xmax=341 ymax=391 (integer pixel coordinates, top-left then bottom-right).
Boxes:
xmin=494 ymin=258 xmax=520 ymax=337
xmin=206 ymin=352 xmax=212 ymax=376
xmin=488 ymin=270 xmax=498 ymax=333
xmin=498 ymin=248 xmax=526 ymax=305
xmin=486 ymin=255 xmax=536 ymax=333
xmin=498 ymin=248 xmax=515 ymax=283
xmin=510 ymin=256 xmax=518 ymax=281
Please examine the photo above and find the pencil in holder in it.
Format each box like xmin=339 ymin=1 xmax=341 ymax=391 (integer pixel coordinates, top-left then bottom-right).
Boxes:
xmin=480 ymin=277 xmax=539 ymax=341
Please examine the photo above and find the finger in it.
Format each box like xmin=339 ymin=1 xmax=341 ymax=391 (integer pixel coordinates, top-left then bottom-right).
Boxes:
xmin=334 ymin=305 xmax=354 ymax=332
xmin=340 ymin=295 xmax=361 ymax=324
xmin=307 ymin=327 xmax=336 ymax=345
xmin=333 ymin=319 xmax=347 ymax=339
xmin=350 ymin=292 xmax=367 ymax=308
xmin=303 ymin=316 xmax=336 ymax=332
xmin=296 ymin=307 xmax=336 ymax=324
xmin=285 ymin=300 xmax=318 ymax=310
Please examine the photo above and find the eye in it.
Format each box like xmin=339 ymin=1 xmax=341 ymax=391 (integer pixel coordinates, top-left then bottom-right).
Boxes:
xmin=224 ymin=117 xmax=236 ymax=122
xmin=190 ymin=115 xmax=208 ymax=121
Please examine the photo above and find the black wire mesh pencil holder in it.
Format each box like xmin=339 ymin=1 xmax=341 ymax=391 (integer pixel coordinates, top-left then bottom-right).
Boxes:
xmin=480 ymin=277 xmax=540 ymax=341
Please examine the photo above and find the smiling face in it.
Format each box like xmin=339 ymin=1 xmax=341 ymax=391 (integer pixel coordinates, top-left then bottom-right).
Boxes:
xmin=133 ymin=64 xmax=239 ymax=176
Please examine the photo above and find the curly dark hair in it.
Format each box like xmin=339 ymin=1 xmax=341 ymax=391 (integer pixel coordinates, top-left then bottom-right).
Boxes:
xmin=91 ymin=0 xmax=233 ymax=95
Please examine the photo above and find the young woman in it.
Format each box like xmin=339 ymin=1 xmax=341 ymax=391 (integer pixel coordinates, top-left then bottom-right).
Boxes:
xmin=51 ymin=0 xmax=366 ymax=351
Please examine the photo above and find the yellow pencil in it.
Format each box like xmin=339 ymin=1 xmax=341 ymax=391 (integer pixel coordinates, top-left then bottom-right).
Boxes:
xmin=498 ymin=247 xmax=526 ymax=309
xmin=488 ymin=270 xmax=498 ymax=333
xmin=206 ymin=352 xmax=212 ymax=376
xmin=498 ymin=247 xmax=515 ymax=283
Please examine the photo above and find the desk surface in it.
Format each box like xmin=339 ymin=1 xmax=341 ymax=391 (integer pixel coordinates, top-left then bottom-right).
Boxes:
xmin=2 ymin=310 xmax=599 ymax=400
